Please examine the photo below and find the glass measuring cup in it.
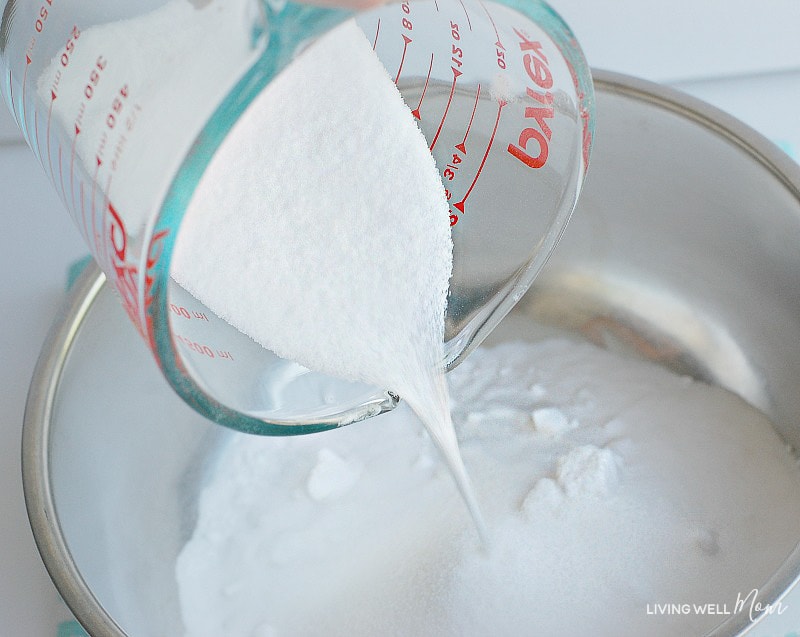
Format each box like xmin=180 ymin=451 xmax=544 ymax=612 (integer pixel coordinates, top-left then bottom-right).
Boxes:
xmin=1 ymin=0 xmax=593 ymax=434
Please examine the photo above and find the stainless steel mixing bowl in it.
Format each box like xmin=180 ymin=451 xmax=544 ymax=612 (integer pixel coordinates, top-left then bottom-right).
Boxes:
xmin=22 ymin=71 xmax=800 ymax=636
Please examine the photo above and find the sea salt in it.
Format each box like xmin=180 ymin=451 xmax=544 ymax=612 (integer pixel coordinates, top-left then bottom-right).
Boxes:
xmin=176 ymin=337 xmax=800 ymax=637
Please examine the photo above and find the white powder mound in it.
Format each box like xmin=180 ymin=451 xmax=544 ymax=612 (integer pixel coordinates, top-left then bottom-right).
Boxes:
xmin=176 ymin=337 xmax=800 ymax=637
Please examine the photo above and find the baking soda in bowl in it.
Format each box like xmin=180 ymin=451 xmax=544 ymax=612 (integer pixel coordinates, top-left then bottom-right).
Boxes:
xmin=176 ymin=337 xmax=800 ymax=637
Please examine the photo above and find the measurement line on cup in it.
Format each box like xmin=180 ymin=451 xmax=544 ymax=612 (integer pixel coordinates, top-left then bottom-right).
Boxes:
xmin=479 ymin=0 xmax=504 ymax=48
xmin=80 ymin=181 xmax=89 ymax=243
xmin=411 ymin=53 xmax=434 ymax=120
xmin=58 ymin=144 xmax=68 ymax=205
xmin=46 ymin=90 xmax=57 ymax=182
xmin=20 ymin=54 xmax=32 ymax=144
xmin=7 ymin=69 xmax=20 ymax=128
xmin=394 ymin=33 xmax=412 ymax=84
xmin=70 ymin=125 xmax=80 ymax=215
xmin=91 ymin=158 xmax=102 ymax=256
xmin=372 ymin=18 xmax=381 ymax=50
xmin=33 ymin=108 xmax=45 ymax=167
xmin=453 ymin=99 xmax=506 ymax=214
xmin=455 ymin=83 xmax=481 ymax=154
xmin=458 ymin=0 xmax=473 ymax=30
xmin=429 ymin=66 xmax=462 ymax=151
xmin=102 ymin=173 xmax=114 ymax=269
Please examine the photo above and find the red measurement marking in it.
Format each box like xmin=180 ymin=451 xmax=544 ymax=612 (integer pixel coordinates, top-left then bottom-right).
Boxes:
xmin=46 ymin=90 xmax=57 ymax=182
xmin=70 ymin=125 xmax=80 ymax=215
xmin=58 ymin=144 xmax=67 ymax=205
xmin=171 ymin=304 xmax=192 ymax=320
xmin=7 ymin=69 xmax=19 ymax=127
xmin=20 ymin=55 xmax=31 ymax=140
xmin=479 ymin=0 xmax=503 ymax=47
xmin=101 ymin=173 xmax=114 ymax=269
xmin=33 ymin=109 xmax=45 ymax=166
xmin=80 ymin=181 xmax=89 ymax=244
xmin=429 ymin=66 xmax=462 ymax=151
xmin=458 ymin=0 xmax=473 ymax=30
xmin=170 ymin=306 xmax=210 ymax=322
xmin=176 ymin=335 xmax=218 ymax=360
xmin=456 ymin=83 xmax=481 ymax=154
xmin=411 ymin=53 xmax=434 ymax=120
xmin=394 ymin=34 xmax=412 ymax=84
xmin=91 ymin=158 xmax=102 ymax=257
xmin=453 ymin=99 xmax=507 ymax=214
xmin=103 ymin=173 xmax=114 ymax=270
xmin=372 ymin=18 xmax=381 ymax=50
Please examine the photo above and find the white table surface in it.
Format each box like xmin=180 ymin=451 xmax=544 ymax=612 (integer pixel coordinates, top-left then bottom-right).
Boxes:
xmin=1 ymin=4 xmax=799 ymax=636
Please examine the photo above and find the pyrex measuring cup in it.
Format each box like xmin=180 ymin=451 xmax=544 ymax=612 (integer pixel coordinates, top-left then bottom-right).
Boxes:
xmin=1 ymin=0 xmax=593 ymax=434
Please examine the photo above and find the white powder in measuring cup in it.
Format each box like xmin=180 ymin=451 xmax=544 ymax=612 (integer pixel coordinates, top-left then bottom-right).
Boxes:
xmin=172 ymin=18 xmax=451 ymax=405
xmin=171 ymin=21 xmax=485 ymax=529
xmin=176 ymin=337 xmax=800 ymax=637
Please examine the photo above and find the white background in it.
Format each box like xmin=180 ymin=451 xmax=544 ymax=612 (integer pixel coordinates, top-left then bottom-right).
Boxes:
xmin=1 ymin=2 xmax=799 ymax=635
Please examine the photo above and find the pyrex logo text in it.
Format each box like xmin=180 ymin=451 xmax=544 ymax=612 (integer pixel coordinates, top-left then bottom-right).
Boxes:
xmin=508 ymin=28 xmax=554 ymax=170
